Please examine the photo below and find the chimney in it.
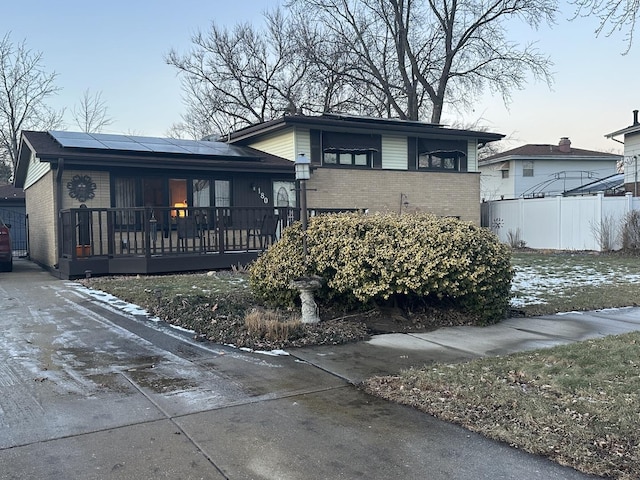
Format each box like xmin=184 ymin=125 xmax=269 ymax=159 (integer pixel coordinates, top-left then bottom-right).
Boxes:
xmin=558 ymin=137 xmax=571 ymax=153
xmin=634 ymin=109 xmax=639 ymax=126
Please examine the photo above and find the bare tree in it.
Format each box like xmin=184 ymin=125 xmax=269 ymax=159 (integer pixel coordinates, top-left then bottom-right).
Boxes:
xmin=0 ymin=33 xmax=63 ymax=178
xmin=168 ymin=1 xmax=555 ymax=133
xmin=71 ymin=89 xmax=113 ymax=133
xmin=0 ymin=160 xmax=11 ymax=183
xmin=167 ymin=9 xmax=313 ymax=136
xmin=292 ymin=0 xmax=556 ymax=124
xmin=570 ymin=0 xmax=638 ymax=52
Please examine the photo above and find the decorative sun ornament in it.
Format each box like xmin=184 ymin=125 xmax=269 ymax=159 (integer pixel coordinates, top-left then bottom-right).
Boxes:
xmin=67 ymin=174 xmax=96 ymax=202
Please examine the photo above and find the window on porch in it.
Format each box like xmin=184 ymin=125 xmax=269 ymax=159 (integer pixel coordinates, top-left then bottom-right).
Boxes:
xmin=113 ymin=177 xmax=231 ymax=210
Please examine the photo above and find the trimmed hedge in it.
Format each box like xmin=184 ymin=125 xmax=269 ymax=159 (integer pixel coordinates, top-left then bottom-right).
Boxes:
xmin=249 ymin=212 xmax=513 ymax=324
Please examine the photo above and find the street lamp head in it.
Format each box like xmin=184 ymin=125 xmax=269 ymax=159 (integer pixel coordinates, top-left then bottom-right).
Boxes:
xmin=295 ymin=152 xmax=311 ymax=181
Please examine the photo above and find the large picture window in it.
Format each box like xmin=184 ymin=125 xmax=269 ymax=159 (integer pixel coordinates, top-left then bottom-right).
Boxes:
xmin=192 ymin=179 xmax=210 ymax=207
xmin=323 ymin=149 xmax=372 ymax=167
xmin=418 ymin=151 xmax=461 ymax=170
xmin=113 ymin=176 xmax=232 ymax=214
xmin=416 ymin=139 xmax=467 ymax=172
xmin=214 ymin=180 xmax=231 ymax=207
xmin=321 ymin=131 xmax=379 ymax=168
xmin=114 ymin=177 xmax=136 ymax=225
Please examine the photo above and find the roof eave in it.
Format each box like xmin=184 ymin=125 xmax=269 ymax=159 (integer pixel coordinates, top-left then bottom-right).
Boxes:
xmin=605 ymin=125 xmax=640 ymax=139
xmin=13 ymin=134 xmax=39 ymax=188
xmin=228 ymin=115 xmax=504 ymax=143
xmin=479 ymin=153 xmax=620 ymax=166
xmin=34 ymin=154 xmax=292 ymax=172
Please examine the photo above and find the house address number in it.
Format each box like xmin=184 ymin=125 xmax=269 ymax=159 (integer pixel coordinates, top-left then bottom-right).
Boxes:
xmin=256 ymin=187 xmax=269 ymax=204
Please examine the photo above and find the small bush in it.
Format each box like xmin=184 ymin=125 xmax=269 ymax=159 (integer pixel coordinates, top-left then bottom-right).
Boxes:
xmin=621 ymin=210 xmax=640 ymax=251
xmin=590 ymin=214 xmax=618 ymax=251
xmin=249 ymin=212 xmax=513 ymax=325
xmin=506 ymin=229 xmax=526 ymax=249
xmin=244 ymin=308 xmax=302 ymax=342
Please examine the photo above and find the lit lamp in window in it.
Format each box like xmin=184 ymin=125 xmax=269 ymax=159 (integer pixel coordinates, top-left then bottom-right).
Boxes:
xmin=295 ymin=153 xmax=311 ymax=256
xmin=172 ymin=201 xmax=188 ymax=217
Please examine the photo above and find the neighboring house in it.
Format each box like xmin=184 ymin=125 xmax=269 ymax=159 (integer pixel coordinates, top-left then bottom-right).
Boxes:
xmin=226 ymin=113 xmax=502 ymax=222
xmin=605 ymin=109 xmax=640 ymax=196
xmin=13 ymin=115 xmax=503 ymax=279
xmin=478 ymin=138 xmax=621 ymax=201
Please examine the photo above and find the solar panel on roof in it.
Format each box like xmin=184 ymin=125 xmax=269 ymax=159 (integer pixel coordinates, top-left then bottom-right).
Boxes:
xmin=100 ymin=141 xmax=153 ymax=152
xmin=55 ymin=137 xmax=106 ymax=149
xmin=49 ymin=130 xmax=92 ymax=139
xmin=133 ymin=136 xmax=172 ymax=144
xmin=143 ymin=143 xmax=190 ymax=154
xmin=48 ymin=130 xmax=256 ymax=158
xmin=90 ymin=133 xmax=134 ymax=142
xmin=181 ymin=145 xmax=231 ymax=155
xmin=165 ymin=138 xmax=198 ymax=146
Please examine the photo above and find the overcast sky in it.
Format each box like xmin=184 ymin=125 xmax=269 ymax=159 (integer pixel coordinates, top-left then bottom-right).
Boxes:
xmin=2 ymin=0 xmax=637 ymax=153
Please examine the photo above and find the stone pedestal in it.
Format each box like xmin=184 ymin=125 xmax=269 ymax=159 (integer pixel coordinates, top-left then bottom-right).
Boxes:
xmin=290 ymin=276 xmax=323 ymax=324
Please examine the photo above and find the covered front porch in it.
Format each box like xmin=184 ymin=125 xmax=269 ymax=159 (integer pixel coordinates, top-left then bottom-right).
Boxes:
xmin=58 ymin=205 xmax=331 ymax=279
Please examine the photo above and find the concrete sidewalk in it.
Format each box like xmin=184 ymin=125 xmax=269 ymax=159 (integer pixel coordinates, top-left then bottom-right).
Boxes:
xmin=294 ymin=306 xmax=640 ymax=383
xmin=2 ymin=258 xmax=626 ymax=479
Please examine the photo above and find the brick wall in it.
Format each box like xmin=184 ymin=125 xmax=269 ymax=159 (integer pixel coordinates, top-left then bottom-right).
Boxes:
xmin=307 ymin=168 xmax=481 ymax=224
xmin=62 ymin=170 xmax=111 ymax=209
xmin=25 ymin=170 xmax=58 ymax=268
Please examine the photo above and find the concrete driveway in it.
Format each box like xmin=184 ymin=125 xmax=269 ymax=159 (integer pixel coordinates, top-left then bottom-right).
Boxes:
xmin=0 ymin=259 xmax=597 ymax=479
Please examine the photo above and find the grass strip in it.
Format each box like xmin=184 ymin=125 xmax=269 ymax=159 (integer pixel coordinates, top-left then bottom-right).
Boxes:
xmin=364 ymin=332 xmax=640 ymax=479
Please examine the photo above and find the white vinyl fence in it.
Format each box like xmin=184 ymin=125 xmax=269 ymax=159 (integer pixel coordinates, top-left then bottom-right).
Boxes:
xmin=481 ymin=192 xmax=640 ymax=251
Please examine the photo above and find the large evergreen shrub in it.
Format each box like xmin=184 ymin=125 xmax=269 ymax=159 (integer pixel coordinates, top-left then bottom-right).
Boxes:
xmin=249 ymin=212 xmax=513 ymax=324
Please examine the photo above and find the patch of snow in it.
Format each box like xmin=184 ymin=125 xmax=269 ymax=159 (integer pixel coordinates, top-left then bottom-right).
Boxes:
xmin=254 ymin=349 xmax=290 ymax=357
xmin=168 ymin=324 xmax=195 ymax=334
xmin=69 ymin=283 xmax=160 ymax=321
xmin=510 ymin=262 xmax=640 ymax=307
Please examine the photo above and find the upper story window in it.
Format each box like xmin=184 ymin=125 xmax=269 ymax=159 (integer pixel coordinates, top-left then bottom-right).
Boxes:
xmin=321 ymin=131 xmax=379 ymax=168
xmin=416 ymin=139 xmax=468 ymax=172
xmin=323 ymin=149 xmax=372 ymax=167
xmin=501 ymin=169 xmax=509 ymax=179
xmin=523 ymin=161 xmax=534 ymax=177
xmin=418 ymin=150 xmax=464 ymax=171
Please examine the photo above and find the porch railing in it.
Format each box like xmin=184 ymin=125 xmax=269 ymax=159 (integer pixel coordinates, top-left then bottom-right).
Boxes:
xmin=59 ymin=206 xmax=355 ymax=260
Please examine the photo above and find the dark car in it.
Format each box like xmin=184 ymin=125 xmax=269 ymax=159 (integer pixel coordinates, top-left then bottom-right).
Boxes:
xmin=0 ymin=218 xmax=12 ymax=272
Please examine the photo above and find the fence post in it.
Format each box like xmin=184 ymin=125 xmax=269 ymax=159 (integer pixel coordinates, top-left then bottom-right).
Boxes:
xmin=518 ymin=198 xmax=524 ymax=245
xmin=556 ymin=195 xmax=562 ymax=250
xmin=595 ymin=191 xmax=604 ymax=252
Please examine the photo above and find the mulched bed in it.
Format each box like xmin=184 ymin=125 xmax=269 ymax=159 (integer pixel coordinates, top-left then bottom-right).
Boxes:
xmin=146 ymin=297 xmax=476 ymax=351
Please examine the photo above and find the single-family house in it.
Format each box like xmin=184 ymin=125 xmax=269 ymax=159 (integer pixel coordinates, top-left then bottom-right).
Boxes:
xmin=605 ymin=109 xmax=640 ymax=196
xmin=226 ymin=114 xmax=502 ymax=221
xmin=479 ymin=138 xmax=621 ymax=201
xmin=14 ymin=114 xmax=503 ymax=279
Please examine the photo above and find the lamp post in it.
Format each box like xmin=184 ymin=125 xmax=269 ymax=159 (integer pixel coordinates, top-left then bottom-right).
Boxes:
xmin=295 ymin=152 xmax=310 ymax=257
xmin=292 ymin=152 xmax=321 ymax=323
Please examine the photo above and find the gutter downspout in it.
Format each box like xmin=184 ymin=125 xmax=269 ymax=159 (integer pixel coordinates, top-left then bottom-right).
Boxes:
xmin=635 ymin=156 xmax=638 ymax=197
